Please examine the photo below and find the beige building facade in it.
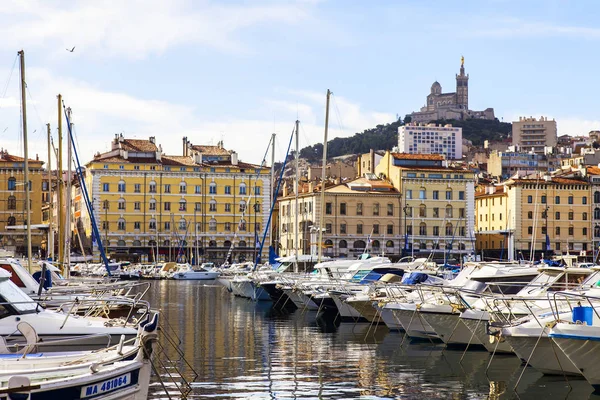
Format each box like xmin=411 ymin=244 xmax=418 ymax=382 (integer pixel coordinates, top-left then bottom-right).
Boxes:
xmin=512 ymin=116 xmax=557 ymax=154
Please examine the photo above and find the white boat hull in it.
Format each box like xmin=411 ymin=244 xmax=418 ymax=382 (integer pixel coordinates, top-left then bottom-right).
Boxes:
xmin=420 ymin=311 xmax=483 ymax=346
xmin=550 ymin=323 xmax=600 ymax=389
xmin=172 ymin=271 xmax=219 ymax=280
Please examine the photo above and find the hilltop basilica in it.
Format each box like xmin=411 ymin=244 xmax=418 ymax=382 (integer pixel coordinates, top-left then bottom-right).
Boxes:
xmin=408 ymin=57 xmax=495 ymax=123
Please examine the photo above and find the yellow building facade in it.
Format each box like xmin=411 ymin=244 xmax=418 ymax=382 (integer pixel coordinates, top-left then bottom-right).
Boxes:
xmin=0 ymin=149 xmax=48 ymax=256
xmin=375 ymin=151 xmax=476 ymax=260
xmin=474 ymin=185 xmax=509 ymax=257
xmin=80 ymin=135 xmax=271 ymax=264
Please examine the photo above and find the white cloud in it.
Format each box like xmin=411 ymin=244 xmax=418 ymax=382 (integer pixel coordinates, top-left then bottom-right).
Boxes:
xmin=0 ymin=0 xmax=316 ymax=59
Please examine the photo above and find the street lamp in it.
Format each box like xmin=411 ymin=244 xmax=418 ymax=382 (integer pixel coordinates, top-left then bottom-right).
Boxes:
xmin=542 ymin=205 xmax=549 ymax=257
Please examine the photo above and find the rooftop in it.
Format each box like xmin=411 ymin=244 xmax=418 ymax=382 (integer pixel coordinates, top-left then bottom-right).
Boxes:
xmin=391 ymin=153 xmax=445 ymax=161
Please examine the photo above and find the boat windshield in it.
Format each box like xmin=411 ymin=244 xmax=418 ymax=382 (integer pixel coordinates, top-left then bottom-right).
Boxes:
xmin=0 ymin=279 xmax=37 ymax=314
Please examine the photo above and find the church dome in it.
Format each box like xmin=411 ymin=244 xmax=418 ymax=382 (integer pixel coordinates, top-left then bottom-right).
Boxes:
xmin=431 ymin=81 xmax=442 ymax=94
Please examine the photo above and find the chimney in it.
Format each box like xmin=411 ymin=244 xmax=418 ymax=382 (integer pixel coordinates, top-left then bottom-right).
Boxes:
xmin=370 ymin=149 xmax=375 ymax=174
xmin=231 ymin=151 xmax=238 ymax=165
xmin=182 ymin=136 xmax=187 ymax=156
xmin=36 ymin=154 xmax=39 ymax=161
xmin=149 ymin=136 xmax=156 ymax=144
xmin=283 ymin=184 xmax=289 ymax=197
xmin=119 ymin=133 xmax=124 ymax=142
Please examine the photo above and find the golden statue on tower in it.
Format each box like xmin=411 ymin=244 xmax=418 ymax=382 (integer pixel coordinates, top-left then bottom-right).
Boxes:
xmin=461 ymin=55 xmax=464 ymax=66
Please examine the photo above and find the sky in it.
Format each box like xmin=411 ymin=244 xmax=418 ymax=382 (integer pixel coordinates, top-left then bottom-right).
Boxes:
xmin=0 ymin=0 xmax=599 ymax=166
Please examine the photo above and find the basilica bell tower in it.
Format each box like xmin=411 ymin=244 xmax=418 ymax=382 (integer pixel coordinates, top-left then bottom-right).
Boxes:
xmin=456 ymin=56 xmax=469 ymax=110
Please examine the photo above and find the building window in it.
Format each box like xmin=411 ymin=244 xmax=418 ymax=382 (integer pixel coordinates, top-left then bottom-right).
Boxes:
xmin=7 ymin=216 xmax=15 ymax=226
xmin=583 ymin=227 xmax=588 ymax=236
xmin=458 ymin=191 xmax=465 ymax=200
xmin=210 ymin=183 xmax=217 ymax=194
xmin=373 ymin=203 xmax=380 ymax=216
xmin=387 ymin=203 xmax=394 ymax=216
xmin=339 ymin=239 xmax=347 ymax=249
xmin=149 ymin=200 xmax=156 ymax=211
xmin=103 ymin=183 xmax=110 ymax=192
xmin=195 ymin=185 xmax=201 ymax=194
xmin=149 ymin=219 xmax=156 ymax=230
xmin=527 ymin=195 xmax=533 ymax=203
xmin=117 ymin=219 xmax=126 ymax=230
xmin=134 ymin=202 xmax=140 ymax=210
xmin=325 ymin=202 xmax=332 ymax=215
xmin=239 ymin=183 xmax=247 ymax=195
xmin=102 ymin=221 xmax=109 ymax=230
xmin=555 ymin=212 xmax=560 ymax=220
xmin=164 ymin=202 xmax=171 ymax=211
xmin=340 ymin=203 xmax=346 ymax=215
xmin=225 ymin=186 xmax=231 ymax=195
xmin=445 ymin=205 xmax=453 ymax=218
xmin=102 ymin=200 xmax=109 ymax=210
xmin=433 ymin=191 xmax=439 ymax=200
xmin=373 ymin=224 xmax=379 ymax=234
xmin=7 ymin=196 xmax=16 ymax=210
xmin=149 ymin=182 xmax=156 ymax=193
xmin=568 ymin=196 xmax=573 ymax=204
xmin=164 ymin=221 xmax=171 ymax=231
xmin=254 ymin=186 xmax=261 ymax=195
xmin=555 ymin=196 xmax=560 ymax=204
xmin=419 ymin=223 xmax=427 ymax=236
xmin=239 ymin=200 xmax=246 ymax=212
xmin=405 ymin=206 xmax=412 ymax=217
xmin=118 ymin=181 xmax=126 ymax=192
xmin=528 ymin=211 xmax=533 ymax=219
xmin=179 ymin=183 xmax=187 ymax=194
xmin=446 ymin=190 xmax=452 ymax=200
xmin=459 ymin=208 xmax=465 ymax=218
xmin=583 ymin=196 xmax=588 ymax=205
xmin=568 ymin=226 xmax=574 ymax=236
xmin=224 ymin=203 xmax=230 ymax=212
xmin=406 ymin=225 xmax=412 ymax=235
xmin=179 ymin=199 xmax=187 ymax=211
xmin=541 ymin=195 xmax=547 ymax=204
xmin=542 ymin=226 xmax=547 ymax=235
xmin=195 ymin=202 xmax=201 ymax=211
xmin=7 ymin=178 xmax=16 ymax=190
xmin=357 ymin=224 xmax=363 ymax=234
xmin=179 ymin=219 xmax=187 ymax=230
xmin=419 ymin=204 xmax=426 ymax=217
xmin=134 ymin=184 xmax=141 ymax=193
xmin=406 ymin=190 xmax=412 ymax=199
xmin=387 ymin=224 xmax=393 ymax=235
xmin=555 ymin=226 xmax=560 ymax=235
xmin=583 ymin=212 xmax=588 ymax=220
xmin=134 ymin=221 xmax=140 ymax=230
xmin=224 ymin=222 xmax=231 ymax=231
xmin=238 ymin=220 xmax=247 ymax=231
xmin=568 ymin=211 xmax=574 ymax=220
xmin=117 ymin=199 xmax=125 ymax=210
xmin=432 ymin=226 xmax=439 ymax=236
xmin=433 ymin=207 xmax=439 ymax=218
xmin=340 ymin=224 xmax=347 ymax=234
xmin=445 ymin=223 xmax=453 ymax=236
xmin=164 ymin=184 xmax=171 ymax=193
xmin=209 ymin=218 xmax=217 ymax=231
xmin=209 ymin=200 xmax=217 ymax=212
xmin=419 ymin=189 xmax=426 ymax=200
xmin=459 ymin=227 xmax=466 ymax=236
xmin=356 ymin=203 xmax=363 ymax=215
xmin=325 ymin=223 xmax=332 ymax=234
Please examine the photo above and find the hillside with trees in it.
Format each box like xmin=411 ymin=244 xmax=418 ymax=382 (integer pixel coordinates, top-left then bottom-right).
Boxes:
xmin=297 ymin=117 xmax=512 ymax=163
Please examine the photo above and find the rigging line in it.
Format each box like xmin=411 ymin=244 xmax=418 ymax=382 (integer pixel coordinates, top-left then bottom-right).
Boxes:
xmin=25 ymin=86 xmax=46 ymax=139
xmin=331 ymin=94 xmax=346 ymax=138
xmin=0 ymin=54 xmax=17 ymax=105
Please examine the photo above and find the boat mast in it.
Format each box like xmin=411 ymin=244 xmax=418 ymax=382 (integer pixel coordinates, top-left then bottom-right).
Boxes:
xmin=65 ymin=108 xmax=72 ymax=276
xmin=294 ymin=120 xmax=299 ymax=272
xmin=47 ymin=123 xmax=53 ymax=261
xmin=18 ymin=50 xmax=32 ymax=273
xmin=57 ymin=94 xmax=64 ymax=268
xmin=269 ymin=133 xmax=275 ymax=249
xmin=318 ymin=89 xmax=331 ymax=263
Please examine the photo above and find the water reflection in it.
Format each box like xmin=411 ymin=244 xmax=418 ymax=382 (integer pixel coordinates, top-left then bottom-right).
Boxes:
xmin=146 ymin=281 xmax=600 ymax=399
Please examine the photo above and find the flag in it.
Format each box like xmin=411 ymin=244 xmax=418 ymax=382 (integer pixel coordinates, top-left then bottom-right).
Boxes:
xmin=255 ymin=231 xmax=261 ymax=249
xmin=545 ymin=233 xmax=551 ymax=251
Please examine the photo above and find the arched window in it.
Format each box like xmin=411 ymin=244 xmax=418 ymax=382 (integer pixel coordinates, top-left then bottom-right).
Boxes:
xmin=209 ymin=182 xmax=217 ymax=194
xmin=238 ymin=219 xmax=247 ymax=231
xmin=238 ymin=240 xmax=247 ymax=247
xmin=179 ymin=199 xmax=187 ymax=211
xmin=353 ymin=240 xmax=366 ymax=249
xmin=386 ymin=240 xmax=394 ymax=248
xmin=179 ymin=182 xmax=187 ymax=194
xmin=118 ymin=180 xmax=126 ymax=193
xmin=373 ymin=203 xmax=380 ymax=216
xmin=149 ymin=218 xmax=156 ymax=230
xmin=324 ymin=239 xmax=333 ymax=247
xmin=595 ymin=191 xmax=600 ymax=204
xmin=118 ymin=198 xmax=126 ymax=210
xmin=7 ymin=216 xmax=15 ymax=226
xmin=7 ymin=177 xmax=16 ymax=191
xmin=117 ymin=239 xmax=126 ymax=247
xmin=7 ymin=196 xmax=16 ymax=210
xmin=372 ymin=240 xmax=380 ymax=248
xmin=117 ymin=218 xmax=126 ymax=230
xmin=149 ymin=198 xmax=156 ymax=211
xmin=419 ymin=222 xmax=427 ymax=235
xmin=209 ymin=218 xmax=217 ymax=231
xmin=149 ymin=180 xmax=156 ymax=193
xmin=209 ymin=240 xmax=217 ymax=247
xmin=209 ymin=199 xmax=217 ymax=212
xmin=163 ymin=240 xmax=170 ymax=247
xmin=446 ymin=223 xmax=453 ymax=236
xmin=148 ymin=240 xmax=157 ymax=247
xmin=239 ymin=182 xmax=247 ymax=195
xmin=179 ymin=219 xmax=187 ymax=230
xmin=445 ymin=205 xmax=453 ymax=218
xmin=339 ymin=239 xmax=347 ymax=249
xmin=239 ymin=200 xmax=247 ymax=213
xmin=595 ymin=208 xmax=600 ymax=220
xmin=419 ymin=204 xmax=426 ymax=218
xmin=132 ymin=240 xmax=141 ymax=247
xmin=223 ymin=240 xmax=232 ymax=248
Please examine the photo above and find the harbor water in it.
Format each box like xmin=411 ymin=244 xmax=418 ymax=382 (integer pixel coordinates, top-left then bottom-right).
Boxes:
xmin=147 ymin=280 xmax=600 ymax=399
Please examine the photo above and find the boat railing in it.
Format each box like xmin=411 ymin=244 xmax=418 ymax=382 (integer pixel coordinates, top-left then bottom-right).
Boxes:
xmin=547 ymin=290 xmax=600 ymax=326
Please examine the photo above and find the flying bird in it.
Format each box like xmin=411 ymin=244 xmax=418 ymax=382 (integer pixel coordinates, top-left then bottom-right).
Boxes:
xmin=66 ymin=46 xmax=75 ymax=52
